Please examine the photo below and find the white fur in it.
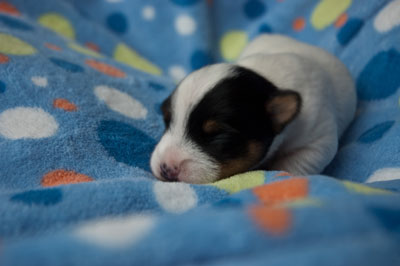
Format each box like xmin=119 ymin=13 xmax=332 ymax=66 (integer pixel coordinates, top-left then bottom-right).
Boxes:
xmin=151 ymin=34 xmax=356 ymax=182
xmin=239 ymin=34 xmax=356 ymax=175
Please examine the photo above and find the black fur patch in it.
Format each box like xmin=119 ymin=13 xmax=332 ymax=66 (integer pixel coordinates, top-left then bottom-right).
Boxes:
xmin=186 ymin=66 xmax=282 ymax=164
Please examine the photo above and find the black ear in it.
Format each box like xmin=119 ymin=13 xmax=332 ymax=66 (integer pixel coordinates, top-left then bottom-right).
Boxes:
xmin=161 ymin=95 xmax=172 ymax=128
xmin=265 ymin=90 xmax=301 ymax=133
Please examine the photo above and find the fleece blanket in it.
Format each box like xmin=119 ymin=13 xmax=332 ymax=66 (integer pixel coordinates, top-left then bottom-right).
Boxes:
xmin=0 ymin=0 xmax=400 ymax=265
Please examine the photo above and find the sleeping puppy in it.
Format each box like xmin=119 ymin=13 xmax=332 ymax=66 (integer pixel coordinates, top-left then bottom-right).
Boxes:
xmin=151 ymin=34 xmax=356 ymax=184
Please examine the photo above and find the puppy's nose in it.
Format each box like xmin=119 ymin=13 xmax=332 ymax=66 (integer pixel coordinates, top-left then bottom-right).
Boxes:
xmin=160 ymin=163 xmax=180 ymax=182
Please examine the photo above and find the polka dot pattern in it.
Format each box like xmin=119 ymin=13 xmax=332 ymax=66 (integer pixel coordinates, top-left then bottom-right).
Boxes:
xmin=0 ymin=80 xmax=5 ymax=93
xmin=293 ymin=17 xmax=306 ymax=31
xmin=0 ymin=107 xmax=58 ymax=139
xmin=337 ymin=18 xmax=363 ymax=45
xmin=153 ymin=182 xmax=198 ymax=213
xmin=356 ymin=49 xmax=400 ymax=100
xmin=50 ymin=57 xmax=84 ymax=73
xmin=94 ymin=85 xmax=147 ymax=119
xmin=31 ymin=76 xmax=48 ymax=87
xmin=248 ymin=205 xmax=292 ymax=235
xmin=0 ymin=2 xmax=20 ymax=16
xmin=0 ymin=15 xmax=34 ymax=31
xmin=97 ymin=120 xmax=156 ymax=170
xmin=374 ymin=0 xmax=400 ymax=33
xmin=253 ymin=178 xmax=308 ymax=205
xmin=0 ymin=53 xmax=9 ymax=63
xmin=220 ymin=31 xmax=248 ymax=61
xmin=75 ymin=215 xmax=155 ymax=248
xmin=190 ymin=50 xmax=212 ymax=70
xmin=10 ymin=188 xmax=63 ymax=206
xmin=243 ymin=0 xmax=266 ymax=19
xmin=311 ymin=0 xmax=352 ymax=30
xmin=85 ymin=59 xmax=125 ymax=78
xmin=358 ymin=121 xmax=395 ymax=144
xmin=170 ymin=0 xmax=199 ymax=6
xmin=53 ymin=98 xmax=78 ymax=112
xmin=175 ymin=15 xmax=196 ymax=35
xmin=41 ymin=169 xmax=93 ymax=187
xmin=38 ymin=13 xmax=75 ymax=39
xmin=0 ymin=33 xmax=37 ymax=55
xmin=113 ymin=43 xmax=162 ymax=75
xmin=106 ymin=12 xmax=128 ymax=34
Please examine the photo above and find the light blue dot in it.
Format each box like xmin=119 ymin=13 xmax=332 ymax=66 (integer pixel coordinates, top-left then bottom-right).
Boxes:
xmin=358 ymin=121 xmax=395 ymax=143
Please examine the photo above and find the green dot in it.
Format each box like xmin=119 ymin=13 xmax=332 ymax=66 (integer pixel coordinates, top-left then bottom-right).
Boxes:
xmin=0 ymin=33 xmax=37 ymax=55
xmin=311 ymin=0 xmax=352 ymax=30
xmin=38 ymin=13 xmax=75 ymax=39
xmin=211 ymin=171 xmax=265 ymax=194
xmin=68 ymin=42 xmax=103 ymax=58
xmin=220 ymin=31 xmax=248 ymax=61
xmin=113 ymin=43 xmax=162 ymax=75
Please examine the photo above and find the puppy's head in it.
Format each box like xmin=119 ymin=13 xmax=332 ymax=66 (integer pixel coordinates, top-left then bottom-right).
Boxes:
xmin=151 ymin=64 xmax=301 ymax=184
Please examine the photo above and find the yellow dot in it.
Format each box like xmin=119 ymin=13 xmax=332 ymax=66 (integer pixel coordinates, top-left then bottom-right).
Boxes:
xmin=342 ymin=181 xmax=392 ymax=195
xmin=113 ymin=43 xmax=162 ymax=75
xmin=311 ymin=0 xmax=352 ymax=30
xmin=38 ymin=13 xmax=75 ymax=39
xmin=220 ymin=31 xmax=248 ymax=61
xmin=68 ymin=42 xmax=103 ymax=58
xmin=211 ymin=171 xmax=265 ymax=194
xmin=0 ymin=33 xmax=36 ymax=55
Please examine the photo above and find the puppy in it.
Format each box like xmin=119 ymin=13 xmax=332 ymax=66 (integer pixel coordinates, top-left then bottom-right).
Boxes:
xmin=151 ymin=34 xmax=356 ymax=184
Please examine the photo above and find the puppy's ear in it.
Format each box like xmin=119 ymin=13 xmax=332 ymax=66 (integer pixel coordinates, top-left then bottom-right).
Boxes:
xmin=265 ymin=90 xmax=301 ymax=133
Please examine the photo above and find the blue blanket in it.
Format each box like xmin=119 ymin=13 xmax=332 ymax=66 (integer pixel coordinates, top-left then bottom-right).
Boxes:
xmin=1 ymin=0 xmax=400 ymax=265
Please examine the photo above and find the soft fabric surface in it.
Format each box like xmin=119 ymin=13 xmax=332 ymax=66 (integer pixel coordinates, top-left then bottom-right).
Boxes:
xmin=0 ymin=0 xmax=400 ymax=265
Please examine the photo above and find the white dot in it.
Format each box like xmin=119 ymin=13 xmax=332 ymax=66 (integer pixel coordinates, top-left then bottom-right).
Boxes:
xmin=366 ymin=168 xmax=400 ymax=183
xmin=75 ymin=215 xmax=155 ymax=248
xmin=374 ymin=0 xmax=400 ymax=33
xmin=31 ymin=76 xmax=48 ymax=87
xmin=0 ymin=107 xmax=58 ymax=139
xmin=168 ymin=65 xmax=186 ymax=83
xmin=153 ymin=182 xmax=198 ymax=213
xmin=94 ymin=85 xmax=147 ymax=119
xmin=142 ymin=6 xmax=155 ymax=21
xmin=175 ymin=15 xmax=196 ymax=35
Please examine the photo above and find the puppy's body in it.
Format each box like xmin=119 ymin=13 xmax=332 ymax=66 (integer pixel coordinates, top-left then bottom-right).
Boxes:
xmin=151 ymin=34 xmax=356 ymax=183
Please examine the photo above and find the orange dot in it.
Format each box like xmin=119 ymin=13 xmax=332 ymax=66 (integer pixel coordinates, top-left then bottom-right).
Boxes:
xmin=275 ymin=171 xmax=291 ymax=177
xmin=53 ymin=98 xmax=78 ymax=111
xmin=253 ymin=177 xmax=308 ymax=206
xmin=0 ymin=2 xmax=20 ymax=16
xmin=41 ymin=169 xmax=93 ymax=187
xmin=0 ymin=53 xmax=9 ymax=64
xmin=334 ymin=13 xmax=348 ymax=28
xmin=248 ymin=205 xmax=291 ymax=235
xmin=85 ymin=59 xmax=126 ymax=78
xmin=85 ymin=42 xmax=100 ymax=52
xmin=45 ymin=43 xmax=62 ymax=51
xmin=293 ymin=17 xmax=306 ymax=31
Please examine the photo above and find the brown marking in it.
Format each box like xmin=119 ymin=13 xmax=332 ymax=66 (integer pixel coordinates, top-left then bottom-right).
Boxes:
xmin=218 ymin=141 xmax=264 ymax=179
xmin=202 ymin=120 xmax=221 ymax=134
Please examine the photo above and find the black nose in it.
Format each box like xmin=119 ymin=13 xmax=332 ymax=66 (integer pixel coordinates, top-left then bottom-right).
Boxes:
xmin=160 ymin=163 xmax=179 ymax=182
